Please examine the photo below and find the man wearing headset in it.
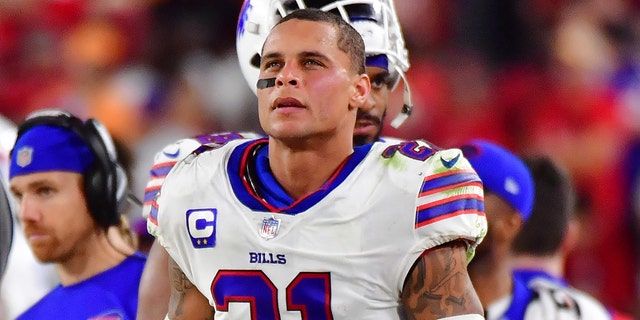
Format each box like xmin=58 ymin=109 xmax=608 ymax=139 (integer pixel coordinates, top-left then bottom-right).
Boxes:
xmin=9 ymin=110 xmax=146 ymax=319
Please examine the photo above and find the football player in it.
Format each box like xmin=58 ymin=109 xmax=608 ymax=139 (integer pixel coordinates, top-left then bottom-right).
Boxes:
xmin=150 ymin=8 xmax=486 ymax=318
xmin=137 ymin=1 xmax=417 ymax=318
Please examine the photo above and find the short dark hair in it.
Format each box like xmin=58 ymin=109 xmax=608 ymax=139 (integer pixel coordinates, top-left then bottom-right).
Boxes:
xmin=511 ymin=156 xmax=576 ymax=256
xmin=275 ymin=8 xmax=366 ymax=75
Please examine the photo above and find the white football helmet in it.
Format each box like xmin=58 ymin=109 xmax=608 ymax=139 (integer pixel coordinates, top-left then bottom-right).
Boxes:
xmin=236 ymin=0 xmax=413 ymax=127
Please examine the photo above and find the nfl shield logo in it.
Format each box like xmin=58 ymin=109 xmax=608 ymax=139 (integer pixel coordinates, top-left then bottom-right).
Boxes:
xmin=16 ymin=146 xmax=33 ymax=167
xmin=259 ymin=216 xmax=281 ymax=240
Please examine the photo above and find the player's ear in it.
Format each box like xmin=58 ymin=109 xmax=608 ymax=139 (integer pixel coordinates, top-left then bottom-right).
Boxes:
xmin=349 ymin=74 xmax=371 ymax=111
xmin=561 ymin=218 xmax=580 ymax=253
xmin=493 ymin=208 xmax=524 ymax=243
xmin=503 ymin=212 xmax=525 ymax=241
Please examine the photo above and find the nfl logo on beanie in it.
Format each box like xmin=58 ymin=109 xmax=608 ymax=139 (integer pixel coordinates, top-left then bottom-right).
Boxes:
xmin=16 ymin=147 xmax=33 ymax=168
xmin=10 ymin=125 xmax=95 ymax=180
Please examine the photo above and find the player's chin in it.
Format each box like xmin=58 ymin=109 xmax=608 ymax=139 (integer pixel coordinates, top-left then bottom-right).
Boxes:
xmin=30 ymin=246 xmax=57 ymax=263
xmin=266 ymin=124 xmax=310 ymax=140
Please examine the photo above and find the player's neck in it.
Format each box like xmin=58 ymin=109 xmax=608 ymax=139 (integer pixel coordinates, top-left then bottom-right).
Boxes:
xmin=268 ymin=137 xmax=353 ymax=200
xmin=510 ymin=254 xmax=564 ymax=278
xmin=56 ymin=231 xmax=128 ymax=286
xmin=469 ymin=252 xmax=514 ymax=308
xmin=473 ymin=266 xmax=513 ymax=308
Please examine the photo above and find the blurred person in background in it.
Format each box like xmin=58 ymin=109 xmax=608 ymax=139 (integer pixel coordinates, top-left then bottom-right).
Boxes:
xmin=9 ymin=110 xmax=145 ymax=319
xmin=462 ymin=140 xmax=630 ymax=319
xmin=460 ymin=139 xmax=535 ymax=319
xmin=0 ymin=115 xmax=14 ymax=284
xmin=392 ymin=0 xmax=639 ymax=312
xmin=511 ymin=156 xmax=631 ymax=319
xmin=0 ymin=114 xmax=58 ymax=319
xmin=0 ymin=114 xmax=15 ymax=320
xmin=136 ymin=0 xmax=416 ymax=318
xmin=0 ymin=174 xmax=11 ymax=287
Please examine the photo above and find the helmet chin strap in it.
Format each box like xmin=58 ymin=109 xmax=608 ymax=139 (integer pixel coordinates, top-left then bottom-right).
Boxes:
xmin=390 ymin=67 xmax=412 ymax=128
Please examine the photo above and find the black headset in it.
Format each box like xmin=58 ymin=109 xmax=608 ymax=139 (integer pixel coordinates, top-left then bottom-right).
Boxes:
xmin=12 ymin=109 xmax=129 ymax=229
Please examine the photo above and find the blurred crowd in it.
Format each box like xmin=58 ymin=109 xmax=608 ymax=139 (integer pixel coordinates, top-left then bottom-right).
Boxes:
xmin=1 ymin=0 xmax=639 ymax=316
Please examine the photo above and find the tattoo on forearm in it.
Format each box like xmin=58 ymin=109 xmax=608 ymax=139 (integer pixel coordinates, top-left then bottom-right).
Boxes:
xmin=402 ymin=241 xmax=482 ymax=319
xmin=173 ymin=264 xmax=190 ymax=315
xmin=169 ymin=259 xmax=200 ymax=318
xmin=167 ymin=258 xmax=214 ymax=320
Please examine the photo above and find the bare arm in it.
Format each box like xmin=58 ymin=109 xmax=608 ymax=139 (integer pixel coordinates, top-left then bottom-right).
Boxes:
xmin=167 ymin=255 xmax=214 ymax=320
xmin=401 ymin=240 xmax=484 ymax=320
xmin=137 ymin=241 xmax=170 ymax=320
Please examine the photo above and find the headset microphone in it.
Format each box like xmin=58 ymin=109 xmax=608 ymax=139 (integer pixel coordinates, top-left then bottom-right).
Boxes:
xmin=127 ymin=192 xmax=143 ymax=208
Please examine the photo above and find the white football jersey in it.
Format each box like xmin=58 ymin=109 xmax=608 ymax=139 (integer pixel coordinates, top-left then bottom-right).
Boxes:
xmin=142 ymin=132 xmax=399 ymax=220
xmin=524 ymin=278 xmax=612 ymax=320
xmin=486 ymin=272 xmax=613 ymax=320
xmin=141 ymin=132 xmax=263 ymax=219
xmin=149 ymin=138 xmax=487 ymax=319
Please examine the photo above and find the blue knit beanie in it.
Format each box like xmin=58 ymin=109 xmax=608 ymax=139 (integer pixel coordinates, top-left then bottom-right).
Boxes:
xmin=10 ymin=125 xmax=95 ymax=179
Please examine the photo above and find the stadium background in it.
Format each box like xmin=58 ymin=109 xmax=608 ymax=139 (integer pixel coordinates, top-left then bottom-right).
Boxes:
xmin=0 ymin=0 xmax=638 ymax=316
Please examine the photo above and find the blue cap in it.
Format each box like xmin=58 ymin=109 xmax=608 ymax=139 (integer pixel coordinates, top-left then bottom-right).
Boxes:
xmin=10 ymin=125 xmax=95 ymax=179
xmin=459 ymin=139 xmax=534 ymax=221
